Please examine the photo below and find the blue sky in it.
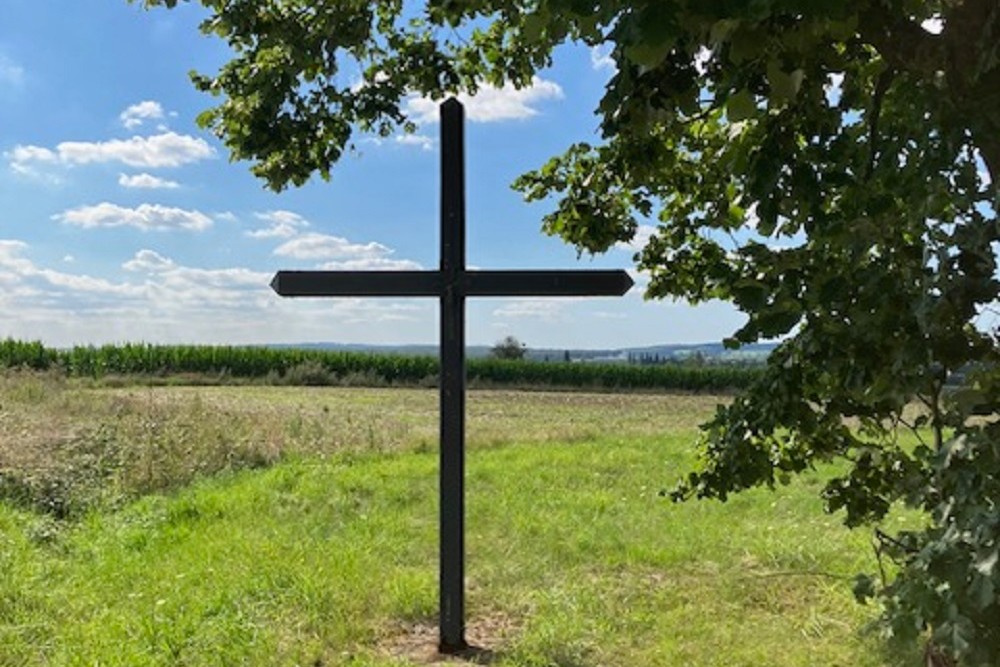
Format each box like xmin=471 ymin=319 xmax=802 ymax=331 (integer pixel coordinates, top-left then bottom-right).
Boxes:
xmin=0 ymin=1 xmax=745 ymax=349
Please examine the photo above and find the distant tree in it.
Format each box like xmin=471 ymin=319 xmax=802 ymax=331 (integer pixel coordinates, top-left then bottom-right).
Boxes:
xmin=134 ymin=1 xmax=1000 ymax=662
xmin=490 ymin=336 xmax=527 ymax=361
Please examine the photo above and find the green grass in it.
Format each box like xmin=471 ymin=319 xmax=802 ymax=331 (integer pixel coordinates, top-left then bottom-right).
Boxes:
xmin=0 ymin=378 xmax=920 ymax=666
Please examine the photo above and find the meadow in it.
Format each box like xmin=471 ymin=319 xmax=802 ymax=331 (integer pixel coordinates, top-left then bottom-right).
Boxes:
xmin=0 ymin=372 xmax=920 ymax=666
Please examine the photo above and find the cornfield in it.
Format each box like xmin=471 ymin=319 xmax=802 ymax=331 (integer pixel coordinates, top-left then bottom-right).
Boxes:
xmin=0 ymin=339 xmax=762 ymax=392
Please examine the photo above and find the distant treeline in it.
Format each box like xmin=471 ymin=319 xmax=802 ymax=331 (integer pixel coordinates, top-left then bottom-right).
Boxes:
xmin=0 ymin=339 xmax=763 ymax=392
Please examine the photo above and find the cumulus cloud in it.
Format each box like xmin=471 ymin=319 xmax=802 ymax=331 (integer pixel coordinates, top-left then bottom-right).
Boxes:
xmin=120 ymin=101 xmax=165 ymax=129
xmin=8 ymin=132 xmax=214 ymax=171
xmin=405 ymin=77 xmax=564 ymax=124
xmin=0 ymin=239 xmax=142 ymax=298
xmin=0 ymin=241 xmax=434 ymax=346
xmin=118 ymin=172 xmax=180 ymax=189
xmin=0 ymin=240 xmax=32 ymax=266
xmin=246 ymin=210 xmax=310 ymax=239
xmin=57 ymin=132 xmax=213 ymax=167
xmin=123 ymin=249 xmax=176 ymax=273
xmin=7 ymin=146 xmax=60 ymax=181
xmin=273 ymin=232 xmax=391 ymax=260
xmin=8 ymin=145 xmax=57 ymax=163
xmin=53 ymin=203 xmax=213 ymax=232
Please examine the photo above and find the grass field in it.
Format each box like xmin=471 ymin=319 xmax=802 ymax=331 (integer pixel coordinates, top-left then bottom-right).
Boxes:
xmin=0 ymin=374 xmax=920 ymax=666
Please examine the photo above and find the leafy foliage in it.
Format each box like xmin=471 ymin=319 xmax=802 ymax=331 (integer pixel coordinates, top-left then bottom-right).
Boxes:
xmin=132 ymin=0 xmax=1000 ymax=661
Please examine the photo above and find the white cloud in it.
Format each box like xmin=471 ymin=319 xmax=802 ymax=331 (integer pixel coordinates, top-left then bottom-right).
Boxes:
xmin=8 ymin=145 xmax=55 ymax=164
xmin=405 ymin=77 xmax=564 ymax=124
xmin=615 ymin=224 xmax=656 ymax=253
xmin=626 ymin=268 xmax=651 ymax=297
xmin=590 ymin=45 xmax=615 ymax=71
xmin=40 ymin=270 xmax=140 ymax=295
xmin=363 ymin=133 xmax=435 ymax=151
xmin=214 ymin=211 xmax=238 ymax=223
xmin=694 ymin=46 xmax=713 ymax=75
xmin=0 ymin=240 xmax=438 ymax=346
xmin=825 ymin=72 xmax=845 ymax=106
xmin=922 ymin=17 xmax=944 ymax=34
xmin=57 ymin=132 xmax=214 ymax=168
xmin=0 ymin=54 xmax=24 ymax=86
xmin=53 ymin=203 xmax=213 ymax=232
xmin=123 ymin=249 xmax=176 ymax=273
xmin=273 ymin=232 xmax=390 ymax=260
xmin=9 ymin=132 xmax=214 ymax=171
xmin=395 ymin=133 xmax=434 ymax=150
xmin=6 ymin=146 xmax=61 ymax=181
xmin=318 ymin=257 xmax=423 ymax=271
xmin=0 ymin=239 xmax=31 ymax=263
xmin=973 ymin=149 xmax=992 ymax=187
xmin=0 ymin=240 xmax=142 ymax=298
xmin=743 ymin=203 xmax=761 ymax=230
xmin=120 ymin=101 xmax=165 ymax=130
xmin=247 ymin=210 xmax=310 ymax=239
xmin=118 ymin=172 xmax=180 ymax=189
xmin=333 ymin=301 xmax=426 ymax=324
xmin=493 ymin=299 xmax=567 ymax=322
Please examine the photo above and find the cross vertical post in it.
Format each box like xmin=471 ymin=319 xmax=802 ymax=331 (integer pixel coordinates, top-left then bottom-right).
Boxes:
xmin=438 ymin=98 xmax=467 ymax=653
xmin=269 ymin=98 xmax=633 ymax=656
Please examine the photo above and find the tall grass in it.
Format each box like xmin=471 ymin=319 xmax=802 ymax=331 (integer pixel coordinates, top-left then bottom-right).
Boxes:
xmin=0 ymin=379 xmax=704 ymax=519
xmin=0 ymin=339 xmax=762 ymax=392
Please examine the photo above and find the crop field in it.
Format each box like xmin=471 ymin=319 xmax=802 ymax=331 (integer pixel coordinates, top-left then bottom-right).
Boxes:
xmin=0 ymin=339 xmax=762 ymax=393
xmin=0 ymin=373 xmax=919 ymax=666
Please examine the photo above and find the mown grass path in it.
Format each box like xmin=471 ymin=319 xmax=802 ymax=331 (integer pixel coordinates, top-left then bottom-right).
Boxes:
xmin=0 ymin=383 xmax=918 ymax=665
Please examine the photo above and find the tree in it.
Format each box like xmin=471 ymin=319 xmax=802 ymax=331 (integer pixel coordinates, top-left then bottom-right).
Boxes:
xmin=135 ymin=1 xmax=1000 ymax=662
xmin=490 ymin=335 xmax=527 ymax=361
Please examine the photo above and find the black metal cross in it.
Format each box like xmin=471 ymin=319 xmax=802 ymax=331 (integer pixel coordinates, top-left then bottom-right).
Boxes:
xmin=271 ymin=98 xmax=632 ymax=653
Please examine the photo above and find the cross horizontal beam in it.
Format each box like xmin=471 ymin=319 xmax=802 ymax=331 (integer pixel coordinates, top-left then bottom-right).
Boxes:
xmin=270 ymin=269 xmax=634 ymax=298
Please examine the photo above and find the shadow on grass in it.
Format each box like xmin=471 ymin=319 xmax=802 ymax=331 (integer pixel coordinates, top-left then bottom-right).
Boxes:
xmin=437 ymin=645 xmax=590 ymax=667
xmin=867 ymin=632 xmax=925 ymax=667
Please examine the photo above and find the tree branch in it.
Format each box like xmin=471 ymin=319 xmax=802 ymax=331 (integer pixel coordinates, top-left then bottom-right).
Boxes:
xmin=858 ymin=6 xmax=944 ymax=79
xmin=858 ymin=0 xmax=1000 ymax=193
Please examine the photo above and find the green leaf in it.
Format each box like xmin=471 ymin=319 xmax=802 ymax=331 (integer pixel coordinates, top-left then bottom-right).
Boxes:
xmin=727 ymin=89 xmax=757 ymax=122
xmin=732 ymin=280 xmax=768 ymax=309
xmin=624 ymin=41 xmax=672 ymax=69
xmin=975 ymin=549 xmax=998 ymax=577
xmin=852 ymin=573 xmax=876 ymax=602
xmin=766 ymin=60 xmax=804 ymax=103
xmin=521 ymin=12 xmax=548 ymax=42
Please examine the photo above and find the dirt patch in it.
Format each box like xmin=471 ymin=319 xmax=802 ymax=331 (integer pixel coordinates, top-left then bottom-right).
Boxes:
xmin=381 ymin=612 xmax=521 ymax=665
